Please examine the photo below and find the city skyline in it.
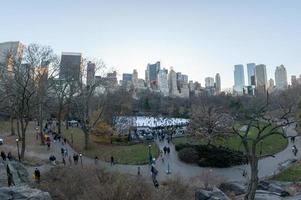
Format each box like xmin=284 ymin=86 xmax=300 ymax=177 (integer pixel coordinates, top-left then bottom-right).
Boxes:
xmin=1 ymin=0 xmax=301 ymax=89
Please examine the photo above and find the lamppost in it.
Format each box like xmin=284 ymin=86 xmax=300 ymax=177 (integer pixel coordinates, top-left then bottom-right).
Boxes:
xmin=79 ymin=153 xmax=83 ymax=168
xmin=16 ymin=138 xmax=20 ymax=162
xmin=148 ymin=144 xmax=152 ymax=165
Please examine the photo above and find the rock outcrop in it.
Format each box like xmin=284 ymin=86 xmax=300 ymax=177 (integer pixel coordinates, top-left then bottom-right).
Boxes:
xmin=0 ymin=186 xmax=52 ymax=200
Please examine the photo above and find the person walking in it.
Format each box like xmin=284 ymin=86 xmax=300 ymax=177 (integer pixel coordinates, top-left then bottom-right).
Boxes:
xmin=61 ymin=148 xmax=65 ymax=157
xmin=293 ymin=145 xmax=298 ymax=156
xmin=1 ymin=151 xmax=7 ymax=161
xmin=62 ymin=157 xmax=66 ymax=166
xmin=34 ymin=168 xmax=41 ymax=184
xmin=137 ymin=166 xmax=141 ymax=176
xmin=110 ymin=156 xmax=115 ymax=166
xmin=7 ymin=152 xmax=12 ymax=161
xmin=167 ymin=147 xmax=170 ymax=154
xmin=68 ymin=155 xmax=72 ymax=165
xmin=94 ymin=156 xmax=98 ymax=165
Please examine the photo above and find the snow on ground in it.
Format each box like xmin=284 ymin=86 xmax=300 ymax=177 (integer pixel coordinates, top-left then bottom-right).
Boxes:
xmin=114 ymin=116 xmax=189 ymax=128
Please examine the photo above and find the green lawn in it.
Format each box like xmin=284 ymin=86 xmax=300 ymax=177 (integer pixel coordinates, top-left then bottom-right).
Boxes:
xmin=173 ymin=124 xmax=288 ymax=155
xmin=273 ymin=161 xmax=301 ymax=182
xmin=62 ymin=128 xmax=159 ymax=165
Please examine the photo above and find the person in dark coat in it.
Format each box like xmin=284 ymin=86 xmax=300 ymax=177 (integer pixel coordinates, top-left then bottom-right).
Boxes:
xmin=34 ymin=168 xmax=41 ymax=183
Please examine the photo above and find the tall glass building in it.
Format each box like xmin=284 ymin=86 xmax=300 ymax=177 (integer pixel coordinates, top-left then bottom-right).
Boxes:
xmin=233 ymin=64 xmax=245 ymax=95
xmin=247 ymin=63 xmax=256 ymax=86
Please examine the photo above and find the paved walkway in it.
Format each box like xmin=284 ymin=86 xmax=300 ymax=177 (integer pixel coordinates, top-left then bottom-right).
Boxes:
xmin=3 ymin=124 xmax=301 ymax=184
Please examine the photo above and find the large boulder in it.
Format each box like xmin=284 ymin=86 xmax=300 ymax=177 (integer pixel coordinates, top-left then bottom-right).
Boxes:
xmin=195 ymin=187 xmax=230 ymax=200
xmin=258 ymin=180 xmax=290 ymax=197
xmin=219 ymin=182 xmax=246 ymax=195
xmin=0 ymin=186 xmax=52 ymax=200
xmin=255 ymin=190 xmax=282 ymax=200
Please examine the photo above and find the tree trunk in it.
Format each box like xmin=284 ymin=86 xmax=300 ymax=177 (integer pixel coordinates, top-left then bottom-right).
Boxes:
xmin=16 ymin=117 xmax=21 ymax=139
xmin=10 ymin=116 xmax=15 ymax=136
xmin=58 ymin=105 xmax=62 ymax=134
xmin=245 ymin=153 xmax=259 ymax=200
xmin=84 ymin=130 xmax=89 ymax=150
xmin=39 ymin=103 xmax=45 ymax=145
xmin=20 ymin=119 xmax=26 ymax=159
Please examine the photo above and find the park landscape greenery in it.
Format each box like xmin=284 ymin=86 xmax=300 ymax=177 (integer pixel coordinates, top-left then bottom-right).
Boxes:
xmin=0 ymin=43 xmax=301 ymax=199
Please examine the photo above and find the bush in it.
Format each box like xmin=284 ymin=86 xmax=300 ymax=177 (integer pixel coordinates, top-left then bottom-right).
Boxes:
xmin=175 ymin=144 xmax=247 ymax=168
xmin=178 ymin=148 xmax=199 ymax=163
xmin=92 ymin=122 xmax=115 ymax=136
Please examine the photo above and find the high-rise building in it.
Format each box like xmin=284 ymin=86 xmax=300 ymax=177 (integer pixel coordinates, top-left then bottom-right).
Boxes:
xmin=59 ymin=52 xmax=83 ymax=82
xmin=233 ymin=64 xmax=245 ymax=94
xmin=0 ymin=41 xmax=24 ymax=73
xmin=215 ymin=73 xmax=221 ymax=94
xmin=291 ymin=75 xmax=298 ymax=87
xmin=205 ymin=77 xmax=215 ymax=88
xmin=179 ymin=83 xmax=190 ymax=98
xmin=86 ymin=61 xmax=95 ymax=86
xmin=247 ymin=63 xmax=256 ymax=86
xmin=158 ymin=68 xmax=169 ymax=96
xmin=122 ymin=73 xmax=133 ymax=82
xmin=176 ymin=72 xmax=188 ymax=90
xmin=188 ymin=81 xmax=195 ymax=92
xmin=132 ymin=69 xmax=138 ymax=87
xmin=255 ymin=64 xmax=268 ymax=94
xmin=274 ymin=65 xmax=288 ymax=90
xmin=168 ymin=67 xmax=179 ymax=96
xmin=146 ymin=61 xmax=160 ymax=89
xmin=268 ymin=78 xmax=275 ymax=93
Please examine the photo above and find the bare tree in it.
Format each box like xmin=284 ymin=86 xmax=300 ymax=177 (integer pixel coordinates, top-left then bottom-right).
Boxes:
xmin=24 ymin=44 xmax=58 ymax=144
xmin=188 ymin=101 xmax=233 ymax=145
xmin=232 ymin=94 xmax=295 ymax=200
xmin=0 ymin=43 xmax=58 ymax=158
xmin=72 ymin=58 xmax=107 ymax=150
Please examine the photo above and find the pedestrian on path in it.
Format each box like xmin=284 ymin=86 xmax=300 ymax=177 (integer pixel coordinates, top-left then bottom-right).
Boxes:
xmin=291 ymin=136 xmax=296 ymax=143
xmin=94 ymin=156 xmax=98 ymax=165
xmin=137 ymin=166 xmax=141 ymax=176
xmin=167 ymin=147 xmax=170 ymax=154
xmin=64 ymin=148 xmax=68 ymax=157
xmin=1 ymin=151 xmax=7 ymax=161
xmin=68 ymin=155 xmax=72 ymax=165
xmin=61 ymin=148 xmax=65 ymax=157
xmin=163 ymin=146 xmax=167 ymax=154
xmin=7 ymin=152 xmax=12 ymax=161
xmin=34 ymin=168 xmax=41 ymax=184
xmin=110 ymin=156 xmax=115 ymax=166
xmin=292 ymin=145 xmax=298 ymax=156
xmin=62 ymin=157 xmax=66 ymax=166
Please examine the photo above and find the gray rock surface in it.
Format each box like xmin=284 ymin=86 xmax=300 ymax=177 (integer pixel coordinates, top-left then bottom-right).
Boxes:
xmin=0 ymin=186 xmax=52 ymax=200
xmin=255 ymin=190 xmax=282 ymax=200
xmin=195 ymin=187 xmax=230 ymax=200
xmin=219 ymin=182 xmax=246 ymax=195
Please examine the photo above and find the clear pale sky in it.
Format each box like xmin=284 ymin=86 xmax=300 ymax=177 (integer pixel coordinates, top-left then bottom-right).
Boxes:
xmin=1 ymin=0 xmax=301 ymax=89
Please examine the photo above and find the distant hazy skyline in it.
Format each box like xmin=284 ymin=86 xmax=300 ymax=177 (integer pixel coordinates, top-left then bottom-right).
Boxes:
xmin=1 ymin=0 xmax=301 ymax=89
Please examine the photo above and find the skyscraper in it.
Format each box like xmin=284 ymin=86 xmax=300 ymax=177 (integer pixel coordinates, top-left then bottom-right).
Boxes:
xmin=255 ymin=64 xmax=267 ymax=94
xmin=168 ymin=67 xmax=179 ymax=96
xmin=268 ymin=78 xmax=275 ymax=93
xmin=146 ymin=61 xmax=160 ymax=89
xmin=59 ymin=52 xmax=83 ymax=82
xmin=215 ymin=73 xmax=221 ymax=94
xmin=0 ymin=41 xmax=24 ymax=73
xmin=86 ymin=61 xmax=95 ymax=86
xmin=205 ymin=77 xmax=215 ymax=88
xmin=274 ymin=65 xmax=288 ymax=90
xmin=247 ymin=63 xmax=256 ymax=86
xmin=291 ymin=75 xmax=298 ymax=87
xmin=132 ymin=69 xmax=138 ymax=87
xmin=158 ymin=68 xmax=169 ymax=96
xmin=233 ymin=64 xmax=245 ymax=95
